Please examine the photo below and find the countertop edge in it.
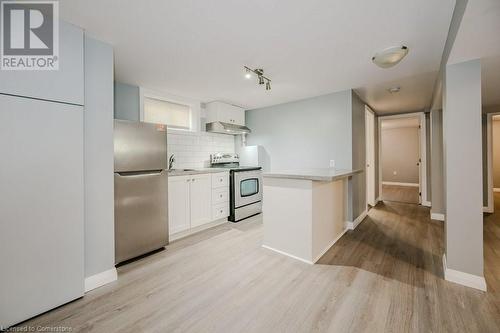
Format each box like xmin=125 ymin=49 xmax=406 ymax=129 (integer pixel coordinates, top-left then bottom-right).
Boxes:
xmin=262 ymin=169 xmax=363 ymax=181
xmin=167 ymin=168 xmax=229 ymax=177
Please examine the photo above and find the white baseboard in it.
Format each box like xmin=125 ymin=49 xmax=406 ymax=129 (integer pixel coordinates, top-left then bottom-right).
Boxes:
xmin=262 ymin=228 xmax=348 ymax=265
xmin=262 ymin=245 xmax=314 ymax=265
xmin=442 ymin=254 xmax=487 ymax=291
xmin=312 ymin=228 xmax=348 ymax=263
xmin=430 ymin=213 xmax=445 ymax=221
xmin=84 ymin=268 xmax=117 ymax=292
xmin=483 ymin=206 xmax=494 ymax=213
xmin=494 ymin=188 xmax=500 ymax=193
xmin=345 ymin=209 xmax=368 ymax=230
xmin=170 ymin=218 xmax=227 ymax=241
xmin=422 ymin=200 xmax=431 ymax=207
xmin=382 ymin=181 xmax=419 ymax=187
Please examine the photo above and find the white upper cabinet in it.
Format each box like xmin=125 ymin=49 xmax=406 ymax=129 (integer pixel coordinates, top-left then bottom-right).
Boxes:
xmin=205 ymin=101 xmax=245 ymax=126
xmin=0 ymin=21 xmax=84 ymax=105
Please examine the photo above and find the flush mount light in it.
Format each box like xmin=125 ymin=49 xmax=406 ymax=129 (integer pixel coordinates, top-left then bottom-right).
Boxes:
xmin=372 ymin=45 xmax=409 ymax=68
xmin=244 ymin=66 xmax=271 ymax=91
xmin=388 ymin=86 xmax=401 ymax=94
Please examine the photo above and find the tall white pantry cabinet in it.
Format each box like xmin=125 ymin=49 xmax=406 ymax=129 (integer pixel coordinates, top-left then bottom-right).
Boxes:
xmin=0 ymin=21 xmax=114 ymax=328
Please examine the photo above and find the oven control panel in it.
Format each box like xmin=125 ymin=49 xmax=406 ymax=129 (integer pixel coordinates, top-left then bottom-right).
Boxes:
xmin=211 ymin=153 xmax=239 ymax=165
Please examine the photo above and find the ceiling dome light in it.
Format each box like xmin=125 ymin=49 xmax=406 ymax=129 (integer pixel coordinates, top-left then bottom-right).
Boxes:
xmin=372 ymin=45 xmax=409 ymax=68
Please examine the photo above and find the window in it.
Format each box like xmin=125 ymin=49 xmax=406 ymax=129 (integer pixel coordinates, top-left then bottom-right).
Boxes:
xmin=143 ymin=97 xmax=191 ymax=130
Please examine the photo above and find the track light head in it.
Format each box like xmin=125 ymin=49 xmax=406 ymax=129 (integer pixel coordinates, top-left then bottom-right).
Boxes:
xmin=243 ymin=66 xmax=272 ymax=92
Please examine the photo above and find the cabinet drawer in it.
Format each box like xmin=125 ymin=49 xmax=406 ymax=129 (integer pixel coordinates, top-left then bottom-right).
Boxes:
xmin=212 ymin=188 xmax=229 ymax=204
xmin=211 ymin=172 xmax=229 ymax=188
xmin=212 ymin=203 xmax=229 ymax=220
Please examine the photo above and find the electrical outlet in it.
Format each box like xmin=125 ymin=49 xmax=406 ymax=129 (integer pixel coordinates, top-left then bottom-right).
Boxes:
xmin=330 ymin=160 xmax=336 ymax=168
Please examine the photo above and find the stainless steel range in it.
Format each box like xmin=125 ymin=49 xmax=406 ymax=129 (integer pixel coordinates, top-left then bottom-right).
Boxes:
xmin=210 ymin=153 xmax=262 ymax=222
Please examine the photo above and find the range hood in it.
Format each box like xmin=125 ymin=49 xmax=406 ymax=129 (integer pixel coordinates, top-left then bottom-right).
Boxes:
xmin=206 ymin=122 xmax=251 ymax=135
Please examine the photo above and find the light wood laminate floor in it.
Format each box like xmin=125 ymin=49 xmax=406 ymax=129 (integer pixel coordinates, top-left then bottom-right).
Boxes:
xmin=381 ymin=184 xmax=420 ymax=204
xmin=16 ymin=202 xmax=500 ymax=332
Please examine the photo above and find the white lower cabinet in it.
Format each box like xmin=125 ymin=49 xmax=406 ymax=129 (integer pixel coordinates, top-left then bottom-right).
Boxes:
xmin=168 ymin=172 xmax=229 ymax=238
xmin=189 ymin=174 xmax=212 ymax=228
xmin=167 ymin=176 xmax=191 ymax=234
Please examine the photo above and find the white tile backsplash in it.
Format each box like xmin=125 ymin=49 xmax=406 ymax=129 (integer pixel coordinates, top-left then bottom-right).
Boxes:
xmin=167 ymin=130 xmax=235 ymax=169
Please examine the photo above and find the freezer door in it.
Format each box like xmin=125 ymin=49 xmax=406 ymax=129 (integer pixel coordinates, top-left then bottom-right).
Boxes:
xmin=114 ymin=170 xmax=168 ymax=263
xmin=114 ymin=120 xmax=167 ymax=172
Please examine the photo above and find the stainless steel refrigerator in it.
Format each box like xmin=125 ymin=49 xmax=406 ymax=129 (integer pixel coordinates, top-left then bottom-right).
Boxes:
xmin=114 ymin=120 xmax=168 ymax=264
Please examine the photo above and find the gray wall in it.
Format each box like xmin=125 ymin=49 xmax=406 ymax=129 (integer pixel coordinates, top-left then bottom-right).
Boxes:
xmin=431 ymin=109 xmax=445 ymax=215
xmin=381 ymin=127 xmax=420 ymax=183
xmin=246 ymin=89 xmax=368 ymax=221
xmin=493 ymin=119 xmax=500 ymax=188
xmin=246 ymin=90 xmax=353 ymax=170
xmin=84 ymin=37 xmax=115 ymax=278
xmin=351 ymin=91 xmax=367 ymax=219
xmin=114 ymin=82 xmax=140 ymax=121
xmin=443 ymin=59 xmax=483 ymax=277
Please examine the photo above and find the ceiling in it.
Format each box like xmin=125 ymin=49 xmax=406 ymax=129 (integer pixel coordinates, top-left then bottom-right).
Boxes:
xmin=448 ymin=0 xmax=500 ymax=107
xmin=381 ymin=117 xmax=420 ymax=129
xmin=355 ymin=71 xmax=437 ymax=115
xmin=59 ymin=0 xmax=455 ymax=111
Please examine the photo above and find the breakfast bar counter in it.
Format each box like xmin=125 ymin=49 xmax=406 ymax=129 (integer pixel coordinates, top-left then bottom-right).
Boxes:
xmin=262 ymin=168 xmax=362 ymax=264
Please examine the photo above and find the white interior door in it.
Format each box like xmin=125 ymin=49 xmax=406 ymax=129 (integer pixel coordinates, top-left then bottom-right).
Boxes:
xmin=365 ymin=106 xmax=376 ymax=206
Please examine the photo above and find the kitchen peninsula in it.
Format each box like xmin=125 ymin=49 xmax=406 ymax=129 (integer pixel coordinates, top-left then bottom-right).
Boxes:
xmin=262 ymin=169 xmax=363 ymax=264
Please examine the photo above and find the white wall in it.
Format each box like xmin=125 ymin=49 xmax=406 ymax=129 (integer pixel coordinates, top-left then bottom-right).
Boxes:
xmin=167 ymin=130 xmax=235 ymax=169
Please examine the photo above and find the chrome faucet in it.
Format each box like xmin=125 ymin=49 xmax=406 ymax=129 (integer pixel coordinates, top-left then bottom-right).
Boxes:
xmin=168 ymin=154 xmax=175 ymax=170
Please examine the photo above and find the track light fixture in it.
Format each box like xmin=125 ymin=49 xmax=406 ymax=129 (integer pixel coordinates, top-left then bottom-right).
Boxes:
xmin=244 ymin=66 xmax=271 ymax=91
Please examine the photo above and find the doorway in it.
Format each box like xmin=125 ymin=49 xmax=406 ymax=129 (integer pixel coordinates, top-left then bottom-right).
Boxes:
xmin=365 ymin=106 xmax=376 ymax=207
xmin=378 ymin=113 xmax=427 ymax=205
xmin=485 ymin=113 xmax=500 ymax=213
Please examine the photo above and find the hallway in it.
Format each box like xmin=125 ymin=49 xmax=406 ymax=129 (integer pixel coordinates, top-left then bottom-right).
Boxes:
xmin=381 ymin=184 xmax=420 ymax=204
xmin=484 ymin=192 xmax=500 ymax=292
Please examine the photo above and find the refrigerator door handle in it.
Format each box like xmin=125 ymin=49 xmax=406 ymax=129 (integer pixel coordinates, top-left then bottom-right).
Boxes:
xmin=115 ymin=170 xmax=165 ymax=177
